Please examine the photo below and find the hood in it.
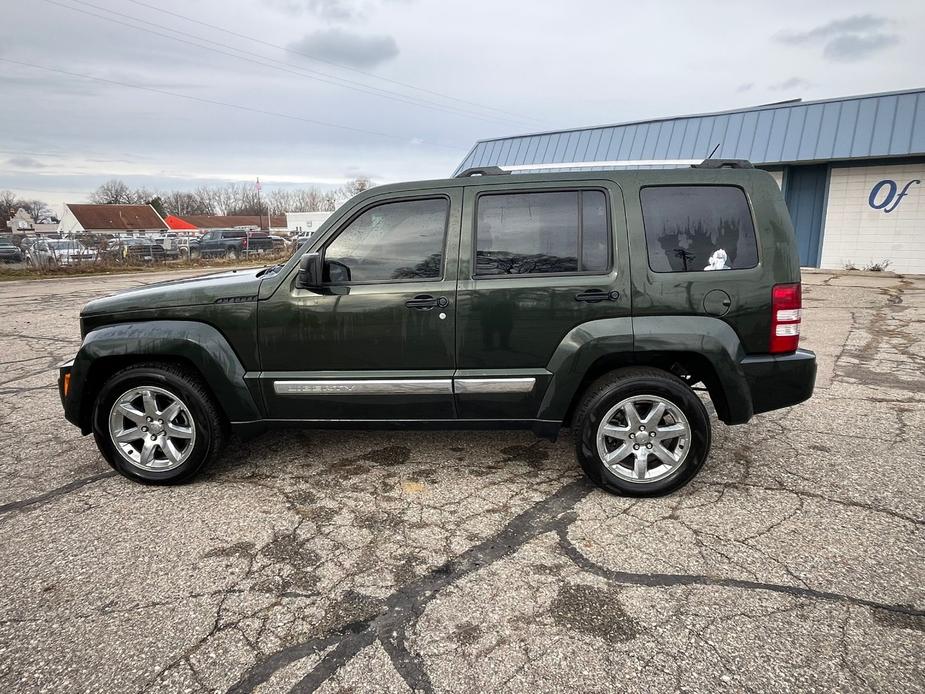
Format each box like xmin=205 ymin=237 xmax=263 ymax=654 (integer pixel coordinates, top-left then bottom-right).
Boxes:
xmin=82 ymin=268 xmax=266 ymax=316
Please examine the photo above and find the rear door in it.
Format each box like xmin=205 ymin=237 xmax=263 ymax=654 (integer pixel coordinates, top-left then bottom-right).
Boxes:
xmin=454 ymin=178 xmax=632 ymax=420
xmin=258 ymin=190 xmax=461 ymax=420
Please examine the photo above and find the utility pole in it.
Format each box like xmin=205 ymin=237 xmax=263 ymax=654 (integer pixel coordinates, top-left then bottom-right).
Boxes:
xmin=256 ymin=177 xmax=263 ymax=230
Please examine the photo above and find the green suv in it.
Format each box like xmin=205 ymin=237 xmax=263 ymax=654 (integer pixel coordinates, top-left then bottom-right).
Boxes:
xmin=59 ymin=161 xmax=816 ymax=496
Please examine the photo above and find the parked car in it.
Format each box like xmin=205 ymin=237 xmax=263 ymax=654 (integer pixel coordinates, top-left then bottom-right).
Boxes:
xmin=177 ymin=236 xmax=200 ymax=259
xmin=60 ymin=159 xmax=816 ymax=492
xmin=197 ymin=229 xmax=274 ymax=259
xmin=106 ymin=238 xmax=167 ymax=263
xmin=268 ymin=235 xmax=287 ymax=251
xmin=289 ymin=231 xmax=314 ymax=249
xmin=151 ymin=233 xmax=181 ymax=259
xmin=27 ymin=239 xmax=95 ymax=267
xmin=0 ymin=239 xmax=24 ymax=263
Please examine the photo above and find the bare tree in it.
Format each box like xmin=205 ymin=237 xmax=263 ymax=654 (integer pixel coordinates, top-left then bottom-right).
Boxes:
xmin=267 ymin=188 xmax=294 ymax=215
xmin=338 ymin=177 xmax=373 ymax=204
xmin=89 ymin=179 xmax=133 ymax=204
xmin=321 ymin=191 xmax=338 ymax=211
xmin=292 ymin=188 xmax=322 ymax=212
xmin=0 ymin=190 xmax=19 ymax=225
xmin=161 ymin=190 xmax=213 ymax=216
xmin=21 ymin=199 xmax=52 ymax=221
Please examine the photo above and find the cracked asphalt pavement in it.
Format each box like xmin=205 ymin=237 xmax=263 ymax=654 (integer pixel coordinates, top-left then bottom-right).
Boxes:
xmin=0 ymin=269 xmax=923 ymax=693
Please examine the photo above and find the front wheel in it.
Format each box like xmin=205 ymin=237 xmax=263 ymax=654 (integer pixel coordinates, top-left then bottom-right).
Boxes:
xmin=573 ymin=367 xmax=711 ymax=496
xmin=92 ymin=362 xmax=226 ymax=484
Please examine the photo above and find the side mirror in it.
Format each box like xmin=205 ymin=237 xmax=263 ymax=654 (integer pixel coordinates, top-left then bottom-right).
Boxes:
xmin=295 ymin=252 xmax=350 ymax=295
xmin=296 ymin=252 xmax=323 ymax=290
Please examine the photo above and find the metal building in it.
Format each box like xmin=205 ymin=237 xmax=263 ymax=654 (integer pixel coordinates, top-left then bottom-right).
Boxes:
xmin=455 ymin=88 xmax=925 ymax=274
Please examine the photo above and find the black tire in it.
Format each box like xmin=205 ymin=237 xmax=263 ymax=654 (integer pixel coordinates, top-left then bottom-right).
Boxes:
xmin=572 ymin=367 xmax=711 ymax=497
xmin=91 ymin=362 xmax=226 ymax=484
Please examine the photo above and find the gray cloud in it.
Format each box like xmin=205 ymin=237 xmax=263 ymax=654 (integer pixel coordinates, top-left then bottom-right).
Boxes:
xmin=265 ymin=0 xmax=361 ymax=21
xmin=823 ymin=33 xmax=899 ymax=61
xmin=775 ymin=14 xmax=898 ymax=62
xmin=287 ymin=29 xmax=399 ymax=68
xmin=776 ymin=14 xmax=888 ymax=44
xmin=736 ymin=82 xmax=754 ymax=93
xmin=770 ymin=77 xmax=811 ymax=91
xmin=6 ymin=157 xmax=47 ymax=169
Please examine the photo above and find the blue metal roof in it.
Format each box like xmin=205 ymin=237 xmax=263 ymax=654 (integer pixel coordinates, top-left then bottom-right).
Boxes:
xmin=454 ymin=88 xmax=925 ymax=174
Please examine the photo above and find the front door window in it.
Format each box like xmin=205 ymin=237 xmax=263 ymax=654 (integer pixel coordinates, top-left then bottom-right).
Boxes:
xmin=323 ymin=198 xmax=449 ymax=284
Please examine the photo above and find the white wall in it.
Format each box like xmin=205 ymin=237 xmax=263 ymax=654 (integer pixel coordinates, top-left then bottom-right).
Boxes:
xmin=820 ymin=163 xmax=925 ymax=274
xmin=286 ymin=211 xmax=332 ymax=233
xmin=56 ymin=208 xmax=85 ymax=235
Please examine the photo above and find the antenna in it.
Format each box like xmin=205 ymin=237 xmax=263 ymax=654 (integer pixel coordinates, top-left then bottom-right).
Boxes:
xmin=706 ymin=142 xmax=721 ymax=159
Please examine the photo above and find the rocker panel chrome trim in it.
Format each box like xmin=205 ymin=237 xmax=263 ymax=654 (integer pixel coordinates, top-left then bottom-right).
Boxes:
xmin=454 ymin=377 xmax=536 ymax=394
xmin=273 ymin=379 xmax=452 ymax=395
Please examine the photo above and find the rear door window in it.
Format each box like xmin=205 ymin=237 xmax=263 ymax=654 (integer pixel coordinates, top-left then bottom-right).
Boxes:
xmin=475 ymin=190 xmax=611 ymax=276
xmin=640 ymin=185 xmax=758 ymax=273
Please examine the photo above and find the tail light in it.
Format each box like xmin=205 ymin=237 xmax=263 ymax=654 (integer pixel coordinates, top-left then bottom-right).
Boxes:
xmin=242 ymin=235 xmax=249 ymax=250
xmin=770 ymin=283 xmax=802 ymax=353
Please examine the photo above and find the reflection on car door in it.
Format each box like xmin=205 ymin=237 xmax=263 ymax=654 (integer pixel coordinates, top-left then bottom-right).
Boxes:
xmin=258 ymin=189 xmax=462 ymax=420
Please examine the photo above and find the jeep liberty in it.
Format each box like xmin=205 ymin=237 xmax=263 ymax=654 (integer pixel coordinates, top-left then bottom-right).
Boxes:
xmin=59 ymin=160 xmax=816 ymax=496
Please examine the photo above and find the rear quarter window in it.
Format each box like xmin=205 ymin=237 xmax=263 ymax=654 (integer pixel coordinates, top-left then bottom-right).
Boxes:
xmin=640 ymin=185 xmax=758 ymax=273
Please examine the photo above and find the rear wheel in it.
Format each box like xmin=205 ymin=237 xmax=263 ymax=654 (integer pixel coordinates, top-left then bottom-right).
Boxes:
xmin=92 ymin=362 xmax=226 ymax=484
xmin=573 ymin=367 xmax=711 ymax=496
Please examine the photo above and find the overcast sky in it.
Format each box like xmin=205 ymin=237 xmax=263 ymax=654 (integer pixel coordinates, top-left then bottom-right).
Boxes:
xmin=2 ymin=0 xmax=924 ymax=213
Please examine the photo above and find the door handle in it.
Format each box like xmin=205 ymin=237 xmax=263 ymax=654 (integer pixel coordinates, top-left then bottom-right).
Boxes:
xmin=405 ymin=294 xmax=448 ymax=310
xmin=575 ymin=289 xmax=620 ymax=303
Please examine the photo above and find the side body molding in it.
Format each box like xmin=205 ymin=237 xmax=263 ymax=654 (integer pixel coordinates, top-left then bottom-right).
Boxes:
xmin=66 ymin=320 xmax=262 ymax=431
xmin=536 ymin=317 xmax=634 ymax=422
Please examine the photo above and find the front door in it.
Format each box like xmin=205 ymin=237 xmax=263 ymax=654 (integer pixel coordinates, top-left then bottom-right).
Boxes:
xmin=258 ymin=191 xmax=461 ymax=420
xmin=454 ymin=180 xmax=632 ymax=420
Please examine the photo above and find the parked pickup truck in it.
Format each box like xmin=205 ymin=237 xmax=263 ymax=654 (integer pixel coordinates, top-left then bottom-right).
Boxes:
xmin=197 ymin=229 xmax=274 ymax=259
xmin=59 ymin=160 xmax=816 ymax=495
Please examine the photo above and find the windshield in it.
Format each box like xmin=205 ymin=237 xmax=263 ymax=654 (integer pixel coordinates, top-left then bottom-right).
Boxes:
xmin=48 ymin=240 xmax=85 ymax=251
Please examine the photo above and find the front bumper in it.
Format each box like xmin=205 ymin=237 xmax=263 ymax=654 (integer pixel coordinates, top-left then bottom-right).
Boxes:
xmin=58 ymin=359 xmax=82 ymax=429
xmin=740 ymin=348 xmax=817 ymax=416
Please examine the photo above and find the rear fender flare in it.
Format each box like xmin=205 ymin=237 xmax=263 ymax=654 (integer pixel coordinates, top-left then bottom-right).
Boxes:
xmin=536 ymin=316 xmax=753 ymax=425
xmin=632 ymin=316 xmax=753 ymax=424
xmin=536 ymin=317 xmax=634 ymax=422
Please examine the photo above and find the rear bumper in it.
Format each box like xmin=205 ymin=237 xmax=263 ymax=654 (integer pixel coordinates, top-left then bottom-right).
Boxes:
xmin=740 ymin=348 xmax=817 ymax=416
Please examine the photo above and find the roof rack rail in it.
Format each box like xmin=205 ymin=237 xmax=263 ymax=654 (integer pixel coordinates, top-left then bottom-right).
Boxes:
xmin=691 ymin=159 xmax=754 ymax=169
xmin=455 ymin=166 xmax=510 ymax=177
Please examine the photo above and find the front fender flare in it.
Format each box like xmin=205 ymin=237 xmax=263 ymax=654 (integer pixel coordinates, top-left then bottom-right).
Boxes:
xmin=66 ymin=320 xmax=262 ymax=432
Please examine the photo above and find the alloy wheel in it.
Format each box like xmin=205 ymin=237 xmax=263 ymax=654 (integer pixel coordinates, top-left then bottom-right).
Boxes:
xmin=595 ymin=395 xmax=691 ymax=483
xmin=108 ymin=386 xmax=197 ymax=472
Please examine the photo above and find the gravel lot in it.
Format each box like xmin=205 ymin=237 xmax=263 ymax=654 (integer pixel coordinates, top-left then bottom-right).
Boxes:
xmin=0 ymin=269 xmax=923 ymax=694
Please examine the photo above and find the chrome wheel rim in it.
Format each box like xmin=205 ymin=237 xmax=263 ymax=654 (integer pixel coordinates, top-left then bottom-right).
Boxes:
xmin=596 ymin=395 xmax=691 ymax=484
xmin=108 ymin=386 xmax=196 ymax=472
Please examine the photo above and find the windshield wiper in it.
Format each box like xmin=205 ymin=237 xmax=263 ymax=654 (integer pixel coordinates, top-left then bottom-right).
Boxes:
xmin=257 ymin=263 xmax=283 ymax=277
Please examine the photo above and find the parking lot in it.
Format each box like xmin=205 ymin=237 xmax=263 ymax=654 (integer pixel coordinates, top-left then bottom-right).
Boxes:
xmin=0 ymin=269 xmax=922 ymax=693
